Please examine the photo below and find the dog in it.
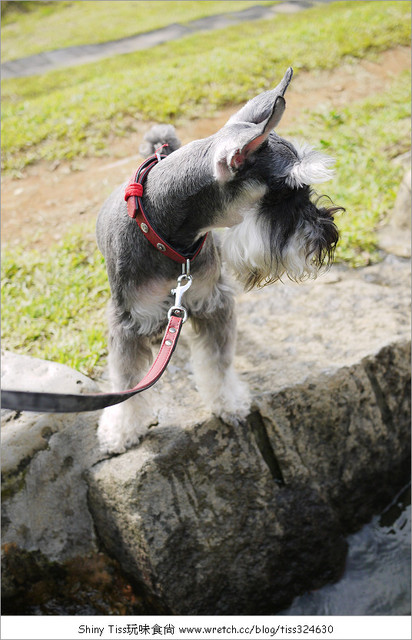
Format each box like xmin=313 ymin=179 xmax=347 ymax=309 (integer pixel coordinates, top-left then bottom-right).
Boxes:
xmin=96 ymin=68 xmax=342 ymax=454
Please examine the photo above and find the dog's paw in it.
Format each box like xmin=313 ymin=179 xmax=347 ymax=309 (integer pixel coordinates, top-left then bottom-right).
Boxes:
xmin=97 ymin=401 xmax=154 ymax=455
xmin=210 ymin=374 xmax=251 ymax=426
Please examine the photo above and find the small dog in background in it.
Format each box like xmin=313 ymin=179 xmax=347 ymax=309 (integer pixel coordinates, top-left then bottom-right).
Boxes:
xmin=96 ymin=68 xmax=342 ymax=454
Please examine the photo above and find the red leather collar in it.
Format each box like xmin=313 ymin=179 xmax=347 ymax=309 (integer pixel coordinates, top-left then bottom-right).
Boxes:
xmin=124 ymin=149 xmax=208 ymax=264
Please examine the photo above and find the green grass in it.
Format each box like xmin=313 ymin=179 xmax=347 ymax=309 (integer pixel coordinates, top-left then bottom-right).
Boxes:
xmin=288 ymin=70 xmax=411 ymax=267
xmin=2 ymin=72 xmax=410 ymax=376
xmin=1 ymin=0 xmax=278 ymax=62
xmin=1 ymin=224 xmax=109 ymax=377
xmin=2 ymin=1 xmax=410 ymax=173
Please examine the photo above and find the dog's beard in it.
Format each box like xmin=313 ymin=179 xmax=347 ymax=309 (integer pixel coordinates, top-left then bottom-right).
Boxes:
xmin=223 ymin=206 xmax=339 ymax=291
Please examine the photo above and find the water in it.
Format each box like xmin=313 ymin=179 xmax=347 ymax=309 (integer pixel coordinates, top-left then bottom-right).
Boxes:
xmin=281 ymin=485 xmax=411 ymax=616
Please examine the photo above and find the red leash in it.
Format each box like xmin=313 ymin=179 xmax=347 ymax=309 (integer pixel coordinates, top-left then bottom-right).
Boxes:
xmin=1 ymin=151 xmax=200 ymax=414
xmin=1 ymin=313 xmax=183 ymax=413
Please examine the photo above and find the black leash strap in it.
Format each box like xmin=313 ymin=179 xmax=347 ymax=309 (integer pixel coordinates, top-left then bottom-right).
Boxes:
xmin=1 ymin=314 xmax=183 ymax=414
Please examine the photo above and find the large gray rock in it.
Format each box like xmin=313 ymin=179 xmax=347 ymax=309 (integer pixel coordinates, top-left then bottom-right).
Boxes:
xmin=1 ymin=354 xmax=101 ymax=561
xmin=2 ymin=255 xmax=410 ymax=613
xmin=87 ymin=256 xmax=411 ymax=614
xmin=88 ymin=418 xmax=349 ymax=615
xmin=88 ymin=344 xmax=410 ymax=614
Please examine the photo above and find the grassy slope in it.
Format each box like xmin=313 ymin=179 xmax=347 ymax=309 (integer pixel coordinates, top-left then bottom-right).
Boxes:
xmin=2 ymin=226 xmax=109 ymax=376
xmin=2 ymin=1 xmax=410 ymax=172
xmin=1 ymin=1 xmax=411 ymax=376
xmin=291 ymin=71 xmax=411 ymax=265
xmin=1 ymin=0 xmax=277 ymax=61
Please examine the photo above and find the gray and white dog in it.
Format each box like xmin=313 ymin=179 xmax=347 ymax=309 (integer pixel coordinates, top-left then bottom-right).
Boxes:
xmin=96 ymin=68 xmax=341 ymax=454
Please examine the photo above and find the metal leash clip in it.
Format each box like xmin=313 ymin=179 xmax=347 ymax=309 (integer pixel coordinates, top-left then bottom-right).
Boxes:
xmin=168 ymin=271 xmax=192 ymax=323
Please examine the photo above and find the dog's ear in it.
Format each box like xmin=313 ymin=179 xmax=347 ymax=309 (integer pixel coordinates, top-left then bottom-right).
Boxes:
xmin=214 ymin=68 xmax=293 ymax=181
xmin=227 ymin=67 xmax=293 ymax=127
xmin=214 ymin=96 xmax=285 ymax=181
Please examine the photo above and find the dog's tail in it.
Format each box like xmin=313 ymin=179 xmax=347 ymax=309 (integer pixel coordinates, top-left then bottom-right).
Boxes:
xmin=139 ymin=124 xmax=181 ymax=158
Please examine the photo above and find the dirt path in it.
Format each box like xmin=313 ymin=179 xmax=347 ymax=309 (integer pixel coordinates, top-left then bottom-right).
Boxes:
xmin=1 ymin=46 xmax=410 ymax=250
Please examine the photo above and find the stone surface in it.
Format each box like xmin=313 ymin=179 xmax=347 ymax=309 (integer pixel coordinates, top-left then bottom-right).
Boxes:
xmin=1 ymin=355 xmax=101 ymax=561
xmin=87 ymin=257 xmax=410 ymax=614
xmin=88 ymin=418 xmax=348 ymax=614
xmin=2 ymin=256 xmax=411 ymax=613
xmin=87 ymin=345 xmax=410 ymax=614
xmin=258 ymin=341 xmax=411 ymax=530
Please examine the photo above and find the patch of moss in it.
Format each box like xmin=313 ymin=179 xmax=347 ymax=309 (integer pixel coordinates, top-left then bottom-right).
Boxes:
xmin=1 ymin=543 xmax=164 ymax=615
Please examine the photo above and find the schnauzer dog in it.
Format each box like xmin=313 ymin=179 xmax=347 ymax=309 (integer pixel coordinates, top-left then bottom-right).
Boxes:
xmin=96 ymin=68 xmax=341 ymax=454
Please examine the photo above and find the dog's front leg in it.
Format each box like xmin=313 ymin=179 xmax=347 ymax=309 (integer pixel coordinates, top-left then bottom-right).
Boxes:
xmin=97 ymin=303 xmax=157 ymax=454
xmin=189 ymin=285 xmax=251 ymax=425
